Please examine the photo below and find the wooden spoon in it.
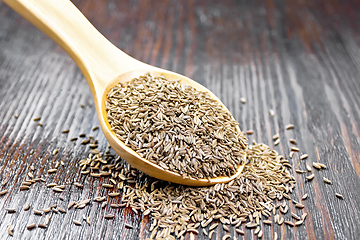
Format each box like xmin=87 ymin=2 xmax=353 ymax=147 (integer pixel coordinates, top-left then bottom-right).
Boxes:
xmin=4 ymin=0 xmax=246 ymax=186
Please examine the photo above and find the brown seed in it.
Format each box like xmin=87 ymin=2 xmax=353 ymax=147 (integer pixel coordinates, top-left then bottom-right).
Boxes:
xmin=70 ymin=137 xmax=78 ymax=141
xmin=209 ymin=223 xmax=218 ymax=231
xmin=108 ymin=192 xmax=120 ymax=197
xmin=74 ymin=182 xmax=83 ymax=188
xmin=33 ymin=117 xmax=41 ymax=121
xmin=291 ymin=147 xmax=299 ymax=152
xmin=286 ymin=124 xmax=294 ymax=130
xmin=209 ymin=230 xmax=214 ymax=239
xmin=306 ymin=174 xmax=315 ymax=180
xmin=86 ymin=216 xmax=91 ymax=225
xmin=19 ymin=185 xmax=30 ymax=190
xmin=48 ymin=169 xmax=57 ymax=174
xmin=42 ymin=207 xmax=51 ymax=213
xmin=92 ymin=126 xmax=99 ymax=131
xmin=27 ymin=223 xmax=36 ymax=230
xmin=300 ymin=154 xmax=308 ymax=160
xmin=245 ymin=130 xmax=254 ymax=135
xmin=102 ymin=183 xmax=114 ymax=188
xmin=0 ymin=189 xmax=8 ymax=195
xmin=295 ymin=220 xmax=304 ymax=226
xmin=313 ymin=162 xmax=322 ymax=170
xmin=125 ymin=223 xmax=133 ymax=229
xmin=273 ymin=133 xmax=279 ymax=140
xmin=38 ymin=224 xmax=47 ymax=228
xmin=284 ymin=221 xmax=295 ymax=227
xmin=323 ymin=177 xmax=332 ymax=184
xmin=240 ymin=97 xmax=246 ymax=103
xmin=302 ymin=194 xmax=308 ymax=200
xmin=53 ymin=187 xmax=63 ymax=192
xmin=335 ymin=193 xmax=344 ymax=199
xmin=295 ymin=203 xmax=305 ymax=209
xmin=68 ymin=201 xmax=75 ymax=209
xmin=222 ymin=225 xmax=230 ymax=231
xmin=289 ymin=139 xmax=297 ymax=144
xmin=24 ymin=204 xmax=30 ymax=211
xmin=274 ymin=139 xmax=280 ymax=146
xmin=6 ymin=208 xmax=16 ymax=213
xmin=62 ymin=129 xmax=70 ymax=133
xmin=58 ymin=207 xmax=66 ymax=213
xmin=317 ymin=163 xmax=327 ymax=169
xmin=47 ymin=183 xmax=57 ymax=187
xmin=33 ymin=209 xmax=42 ymax=215
xmin=53 ymin=149 xmax=59 ymax=155
xmin=235 ymin=228 xmax=244 ymax=235
xmin=222 ymin=235 xmax=231 ymax=240
xmin=301 ymin=213 xmax=308 ymax=221
xmin=105 ymin=214 xmax=114 ymax=219
xmin=289 ymin=151 xmax=294 ymax=159
xmin=73 ymin=220 xmax=82 ymax=226
xmin=8 ymin=223 xmax=13 ymax=236
xmin=258 ymin=229 xmax=263 ymax=238
xmin=46 ymin=215 xmax=50 ymax=225
xmin=263 ymin=220 xmax=272 ymax=225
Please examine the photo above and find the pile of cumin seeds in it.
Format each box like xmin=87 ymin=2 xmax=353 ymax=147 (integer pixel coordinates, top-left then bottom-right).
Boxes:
xmin=105 ymin=73 xmax=247 ymax=179
xmin=78 ymin=140 xmax=297 ymax=239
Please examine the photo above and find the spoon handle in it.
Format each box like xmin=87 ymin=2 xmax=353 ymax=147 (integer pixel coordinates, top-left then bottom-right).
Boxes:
xmin=3 ymin=0 xmax=141 ymax=97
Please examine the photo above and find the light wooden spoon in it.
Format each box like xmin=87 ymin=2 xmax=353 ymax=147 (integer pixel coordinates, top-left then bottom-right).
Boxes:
xmin=4 ymin=0 xmax=246 ymax=186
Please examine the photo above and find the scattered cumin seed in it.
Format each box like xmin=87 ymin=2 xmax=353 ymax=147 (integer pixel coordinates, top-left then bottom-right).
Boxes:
xmin=335 ymin=193 xmax=343 ymax=199
xmin=73 ymin=220 xmax=82 ymax=226
xmin=300 ymin=154 xmax=308 ymax=160
xmin=269 ymin=109 xmax=275 ymax=116
xmin=68 ymin=201 xmax=75 ymax=209
xmin=8 ymin=223 xmax=13 ymax=236
xmin=240 ymin=97 xmax=246 ymax=103
xmin=317 ymin=163 xmax=327 ymax=169
xmin=24 ymin=204 xmax=30 ymax=211
xmin=92 ymin=126 xmax=99 ymax=131
xmin=86 ymin=216 xmax=91 ymax=225
xmin=306 ymin=165 xmax=312 ymax=172
xmin=295 ymin=203 xmax=305 ymax=209
xmin=274 ymin=139 xmax=280 ymax=146
xmin=48 ymin=169 xmax=57 ymax=174
xmin=286 ymin=124 xmax=294 ymax=130
xmin=306 ymin=174 xmax=315 ymax=180
xmin=289 ymin=138 xmax=296 ymax=144
xmin=62 ymin=129 xmax=69 ymax=133
xmin=102 ymin=183 xmax=114 ymax=188
xmin=263 ymin=220 xmax=272 ymax=225
xmin=295 ymin=220 xmax=304 ymax=226
xmin=235 ymin=228 xmax=244 ymax=235
xmin=313 ymin=162 xmax=322 ymax=170
xmin=291 ymin=146 xmax=299 ymax=152
xmin=105 ymin=214 xmax=114 ymax=219
xmin=209 ymin=230 xmax=214 ymax=239
xmin=284 ymin=221 xmax=295 ymax=227
xmin=222 ymin=235 xmax=231 ymax=240
xmin=302 ymin=194 xmax=308 ymax=200
xmin=19 ymin=185 xmax=30 ymax=190
xmin=33 ymin=209 xmax=42 ymax=215
xmin=52 ymin=187 xmax=63 ymax=192
xmin=33 ymin=117 xmax=41 ymax=121
xmin=27 ymin=223 xmax=36 ymax=230
xmin=323 ymin=177 xmax=332 ymax=184
xmin=108 ymin=192 xmax=120 ymax=197
xmin=0 ymin=189 xmax=8 ymax=195
xmin=53 ymin=149 xmax=59 ymax=155
xmin=74 ymin=182 xmax=83 ymax=188
xmin=273 ymin=133 xmax=279 ymax=140
xmin=6 ymin=208 xmax=16 ymax=213
xmin=70 ymin=137 xmax=78 ymax=141
xmin=58 ymin=207 xmax=66 ymax=213
xmin=38 ymin=223 xmax=47 ymax=228
xmin=245 ymin=130 xmax=254 ymax=135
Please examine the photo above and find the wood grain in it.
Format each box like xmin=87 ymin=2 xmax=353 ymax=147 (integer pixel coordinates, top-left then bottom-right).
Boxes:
xmin=1 ymin=0 xmax=360 ymax=239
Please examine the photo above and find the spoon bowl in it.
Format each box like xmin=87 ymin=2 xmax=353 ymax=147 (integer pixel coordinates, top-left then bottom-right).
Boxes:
xmin=4 ymin=0 xmax=246 ymax=186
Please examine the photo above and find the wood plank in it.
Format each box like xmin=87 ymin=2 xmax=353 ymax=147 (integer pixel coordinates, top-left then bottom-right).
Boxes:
xmin=1 ymin=0 xmax=360 ymax=239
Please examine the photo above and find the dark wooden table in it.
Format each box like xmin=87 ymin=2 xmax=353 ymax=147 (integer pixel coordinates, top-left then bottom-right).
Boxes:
xmin=1 ymin=0 xmax=360 ymax=239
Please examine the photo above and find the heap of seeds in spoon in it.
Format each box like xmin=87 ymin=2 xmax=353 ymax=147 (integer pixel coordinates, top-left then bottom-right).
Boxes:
xmin=105 ymin=74 xmax=247 ymax=179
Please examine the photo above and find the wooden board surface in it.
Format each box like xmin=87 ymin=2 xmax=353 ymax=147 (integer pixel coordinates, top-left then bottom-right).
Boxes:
xmin=1 ymin=0 xmax=360 ymax=239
